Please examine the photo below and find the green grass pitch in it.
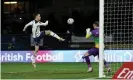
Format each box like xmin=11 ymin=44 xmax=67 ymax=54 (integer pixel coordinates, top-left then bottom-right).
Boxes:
xmin=1 ymin=62 xmax=121 ymax=79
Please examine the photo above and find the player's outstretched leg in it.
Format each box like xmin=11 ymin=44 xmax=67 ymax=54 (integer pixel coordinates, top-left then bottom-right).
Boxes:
xmin=82 ymin=52 xmax=93 ymax=72
xmin=45 ymin=30 xmax=65 ymax=41
xmin=32 ymin=45 xmax=39 ymax=68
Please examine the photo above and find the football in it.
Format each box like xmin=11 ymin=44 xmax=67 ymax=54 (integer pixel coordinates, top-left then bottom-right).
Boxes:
xmin=67 ymin=18 xmax=74 ymax=24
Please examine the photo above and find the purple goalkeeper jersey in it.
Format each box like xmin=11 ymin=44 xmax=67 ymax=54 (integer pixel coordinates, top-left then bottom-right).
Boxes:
xmin=91 ymin=28 xmax=99 ymax=48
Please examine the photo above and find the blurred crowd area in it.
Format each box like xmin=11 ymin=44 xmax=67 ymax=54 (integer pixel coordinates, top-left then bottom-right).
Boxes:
xmin=2 ymin=0 xmax=99 ymax=35
xmin=2 ymin=0 xmax=133 ymax=50
xmin=2 ymin=0 xmax=98 ymax=50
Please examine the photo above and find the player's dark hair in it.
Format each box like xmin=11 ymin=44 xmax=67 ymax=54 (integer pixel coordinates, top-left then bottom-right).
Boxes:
xmin=93 ymin=21 xmax=99 ymax=27
xmin=33 ymin=13 xmax=40 ymax=19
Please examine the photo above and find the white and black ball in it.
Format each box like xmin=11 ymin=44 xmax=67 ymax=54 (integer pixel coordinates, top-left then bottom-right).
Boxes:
xmin=67 ymin=18 xmax=74 ymax=24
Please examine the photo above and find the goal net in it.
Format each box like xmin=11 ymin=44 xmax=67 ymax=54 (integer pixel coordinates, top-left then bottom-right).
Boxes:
xmin=99 ymin=0 xmax=133 ymax=78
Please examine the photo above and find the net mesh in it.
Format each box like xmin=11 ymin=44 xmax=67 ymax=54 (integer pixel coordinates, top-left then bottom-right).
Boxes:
xmin=104 ymin=0 xmax=133 ymax=77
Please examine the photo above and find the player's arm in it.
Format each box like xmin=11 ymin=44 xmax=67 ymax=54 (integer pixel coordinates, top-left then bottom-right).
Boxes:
xmin=39 ymin=20 xmax=48 ymax=26
xmin=23 ymin=21 xmax=33 ymax=31
xmin=85 ymin=28 xmax=92 ymax=39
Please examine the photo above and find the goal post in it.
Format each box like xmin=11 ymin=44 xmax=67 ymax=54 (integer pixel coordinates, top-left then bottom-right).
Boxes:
xmin=99 ymin=0 xmax=105 ymax=78
xmin=99 ymin=0 xmax=133 ymax=78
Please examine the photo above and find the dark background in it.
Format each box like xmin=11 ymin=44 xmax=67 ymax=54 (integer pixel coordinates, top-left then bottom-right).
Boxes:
xmin=2 ymin=0 xmax=99 ymax=50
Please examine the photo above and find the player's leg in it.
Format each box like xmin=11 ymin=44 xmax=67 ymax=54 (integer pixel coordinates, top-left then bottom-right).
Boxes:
xmin=83 ymin=48 xmax=99 ymax=72
xmin=104 ymin=59 xmax=111 ymax=72
xmin=45 ymin=30 xmax=65 ymax=41
xmin=82 ymin=52 xmax=92 ymax=72
xmin=31 ymin=45 xmax=39 ymax=68
xmin=32 ymin=37 xmax=40 ymax=68
xmin=97 ymin=53 xmax=111 ymax=72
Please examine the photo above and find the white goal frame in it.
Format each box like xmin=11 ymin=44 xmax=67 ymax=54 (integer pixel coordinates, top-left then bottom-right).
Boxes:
xmin=99 ymin=0 xmax=105 ymax=78
xmin=99 ymin=0 xmax=133 ymax=78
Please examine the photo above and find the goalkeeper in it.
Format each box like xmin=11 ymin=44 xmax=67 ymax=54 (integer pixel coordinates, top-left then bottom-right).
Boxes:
xmin=82 ymin=21 xmax=110 ymax=72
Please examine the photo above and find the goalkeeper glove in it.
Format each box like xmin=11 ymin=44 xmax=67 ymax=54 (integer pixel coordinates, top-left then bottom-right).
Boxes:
xmin=86 ymin=28 xmax=91 ymax=39
xmin=86 ymin=28 xmax=91 ymax=34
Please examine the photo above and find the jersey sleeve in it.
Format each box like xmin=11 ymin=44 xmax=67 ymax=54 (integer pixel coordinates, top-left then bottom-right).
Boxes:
xmin=23 ymin=21 xmax=33 ymax=31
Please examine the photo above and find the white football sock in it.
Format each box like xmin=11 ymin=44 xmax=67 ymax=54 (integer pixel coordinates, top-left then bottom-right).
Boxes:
xmin=50 ymin=31 xmax=61 ymax=40
xmin=32 ymin=55 xmax=36 ymax=64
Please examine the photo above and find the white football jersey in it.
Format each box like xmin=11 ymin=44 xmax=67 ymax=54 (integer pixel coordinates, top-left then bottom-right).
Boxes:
xmin=23 ymin=20 xmax=48 ymax=38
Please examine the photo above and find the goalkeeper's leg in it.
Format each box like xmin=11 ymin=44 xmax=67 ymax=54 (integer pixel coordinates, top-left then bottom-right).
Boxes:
xmin=98 ymin=54 xmax=111 ymax=72
xmin=82 ymin=48 xmax=99 ymax=72
xmin=82 ymin=52 xmax=93 ymax=72
xmin=104 ymin=59 xmax=111 ymax=72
